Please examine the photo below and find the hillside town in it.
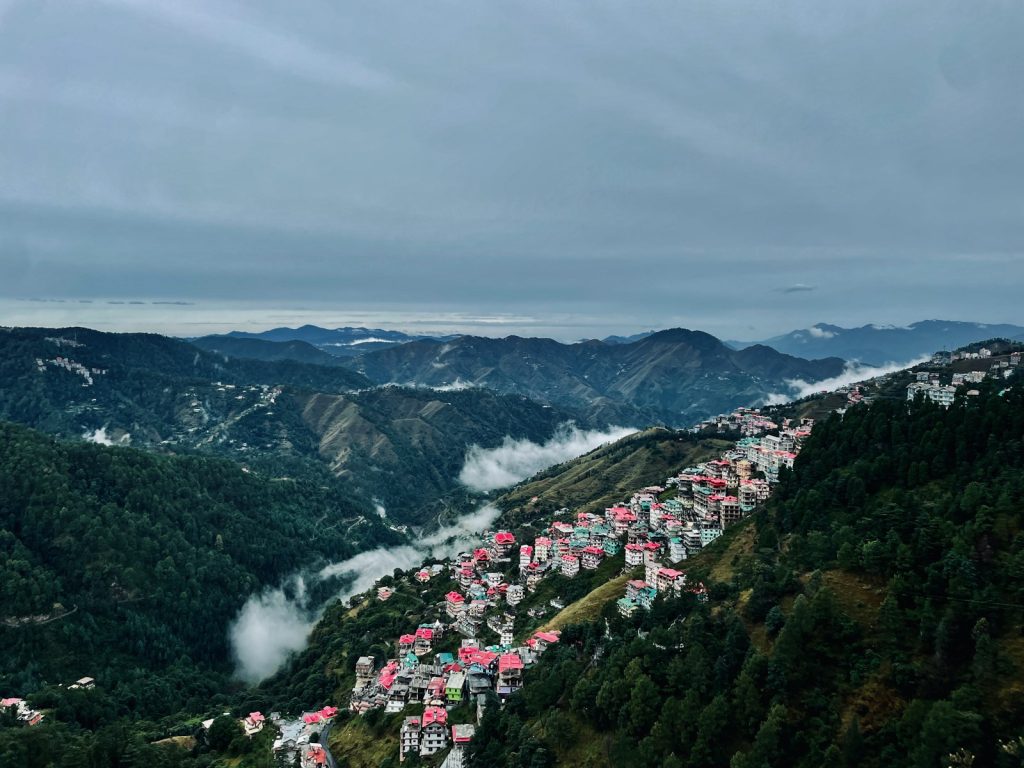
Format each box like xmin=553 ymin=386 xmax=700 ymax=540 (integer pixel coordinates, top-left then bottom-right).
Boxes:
xmin=343 ymin=411 xmax=816 ymax=763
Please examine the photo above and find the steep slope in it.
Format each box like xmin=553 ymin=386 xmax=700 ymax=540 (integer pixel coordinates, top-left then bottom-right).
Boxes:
xmin=294 ymin=386 xmax=577 ymax=521
xmin=0 ymin=327 xmax=584 ymax=526
xmin=494 ymin=428 xmax=731 ymax=528
xmin=468 ymin=375 xmax=1024 ymax=768
xmin=349 ymin=329 xmax=845 ymax=427
xmin=0 ymin=422 xmax=397 ymax=712
xmin=747 ymin=319 xmax=1024 ymax=365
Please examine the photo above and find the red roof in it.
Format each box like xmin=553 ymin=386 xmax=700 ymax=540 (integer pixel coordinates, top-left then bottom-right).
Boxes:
xmin=644 ymin=542 xmax=661 ymax=551
xmin=658 ymin=567 xmax=685 ymax=579
xmin=423 ymin=706 xmax=448 ymax=726
xmin=473 ymin=548 xmax=490 ymax=560
xmin=625 ymin=543 xmax=644 ymax=551
xmin=533 ymin=631 xmax=560 ymax=644
xmin=494 ymin=532 xmax=516 ymax=544
xmin=535 ymin=536 xmax=551 ymax=545
xmin=400 ymin=634 xmax=416 ymax=644
xmin=415 ymin=628 xmax=434 ymax=640
xmin=446 ymin=591 xmax=465 ymax=603
xmin=581 ymin=546 xmax=605 ymax=556
xmin=498 ymin=653 xmax=524 ymax=673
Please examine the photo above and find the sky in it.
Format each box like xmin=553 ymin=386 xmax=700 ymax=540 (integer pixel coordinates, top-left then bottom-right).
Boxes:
xmin=0 ymin=0 xmax=1022 ymax=340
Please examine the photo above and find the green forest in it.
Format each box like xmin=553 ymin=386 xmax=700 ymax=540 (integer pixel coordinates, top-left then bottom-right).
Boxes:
xmin=469 ymin=381 xmax=1024 ymax=767
xmin=0 ymin=420 xmax=401 ymax=767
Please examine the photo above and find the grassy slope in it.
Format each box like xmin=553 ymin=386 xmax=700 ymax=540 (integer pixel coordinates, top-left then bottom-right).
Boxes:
xmin=495 ymin=429 xmax=731 ymax=528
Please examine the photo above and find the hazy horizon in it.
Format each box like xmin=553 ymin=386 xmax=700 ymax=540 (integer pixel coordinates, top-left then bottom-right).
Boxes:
xmin=2 ymin=296 xmax=1022 ymax=343
xmin=2 ymin=1 xmax=1023 ymax=334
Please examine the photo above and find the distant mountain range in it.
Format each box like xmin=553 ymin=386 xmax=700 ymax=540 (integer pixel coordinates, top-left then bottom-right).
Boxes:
xmin=211 ymin=325 xmax=457 ymax=357
xmin=0 ymin=326 xmax=573 ymax=523
xmin=733 ymin=320 xmax=1024 ymax=365
xmin=347 ymin=328 xmax=846 ymax=427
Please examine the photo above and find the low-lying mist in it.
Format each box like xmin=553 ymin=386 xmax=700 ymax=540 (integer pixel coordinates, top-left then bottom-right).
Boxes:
xmin=764 ymin=357 xmax=929 ymax=405
xmin=458 ymin=423 xmax=636 ymax=492
xmin=228 ymin=504 xmax=502 ymax=683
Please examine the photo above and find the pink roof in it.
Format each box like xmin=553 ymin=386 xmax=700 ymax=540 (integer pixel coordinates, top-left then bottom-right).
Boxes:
xmin=415 ymin=628 xmax=434 ymax=640
xmin=423 ymin=706 xmax=448 ymax=726
xmin=0 ymin=698 xmax=22 ymax=707
xmin=627 ymin=579 xmax=647 ymax=588
xmin=446 ymin=591 xmax=465 ymax=603
xmin=535 ymin=536 xmax=551 ymax=545
xmin=248 ymin=711 xmax=265 ymax=723
xmin=303 ymin=713 xmax=322 ymax=724
xmin=400 ymin=634 xmax=416 ymax=644
xmin=494 ymin=532 xmax=516 ymax=544
xmin=581 ymin=546 xmax=605 ymax=556
xmin=644 ymin=542 xmax=661 ymax=550
xmin=562 ymin=554 xmax=578 ymax=562
xmin=498 ymin=653 xmax=524 ymax=672
xmin=379 ymin=672 xmax=397 ymax=690
xmin=534 ymin=631 xmax=560 ymax=643
xmin=319 ymin=706 xmax=338 ymax=718
xmin=520 ymin=545 xmax=533 ymax=554
xmin=473 ymin=548 xmax=490 ymax=560
xmin=625 ymin=543 xmax=644 ymax=551
xmin=658 ymin=568 xmax=685 ymax=579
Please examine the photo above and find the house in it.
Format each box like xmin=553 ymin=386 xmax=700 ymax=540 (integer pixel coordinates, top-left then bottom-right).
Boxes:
xmin=414 ymin=627 xmax=434 ymax=655
xmin=497 ymin=653 xmax=524 ymax=697
xmin=355 ymin=655 xmax=376 ymax=689
xmin=400 ymin=717 xmax=421 ymax=761
xmin=645 ymin=559 xmax=662 ymax=585
xmin=519 ymin=545 xmax=533 ymax=569
xmin=414 ymin=569 xmax=431 ymax=583
xmin=561 ymin=554 xmax=580 ymax=577
xmin=420 ymin=707 xmax=449 ymax=756
xmin=446 ymin=591 xmax=467 ymax=618
xmin=668 ymin=537 xmax=686 ymax=563
xmin=378 ymin=586 xmax=394 ymax=601
xmin=625 ymin=543 xmax=645 ymax=567
xmin=452 ymin=723 xmax=476 ymax=749
xmin=304 ymin=745 xmax=328 ymax=768
xmin=493 ymin=531 xmax=516 ymax=556
xmin=532 ymin=631 xmax=560 ymax=652
xmin=506 ymin=584 xmax=524 ymax=606
xmin=398 ymin=634 xmax=416 ymax=655
xmin=446 ymin=671 xmax=466 ymax=704
xmin=580 ymin=545 xmax=605 ymax=570
xmin=656 ymin=567 xmax=686 ymax=595
xmin=534 ymin=536 xmax=552 ymax=561
xmin=244 ymin=711 xmax=266 ymax=736
xmin=617 ymin=597 xmax=639 ymax=617
xmin=70 ymin=677 xmax=96 ymax=690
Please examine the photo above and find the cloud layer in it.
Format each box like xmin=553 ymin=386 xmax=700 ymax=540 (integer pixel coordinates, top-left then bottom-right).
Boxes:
xmin=764 ymin=357 xmax=930 ymax=404
xmin=229 ymin=504 xmax=502 ymax=682
xmin=459 ymin=424 xmax=636 ymax=492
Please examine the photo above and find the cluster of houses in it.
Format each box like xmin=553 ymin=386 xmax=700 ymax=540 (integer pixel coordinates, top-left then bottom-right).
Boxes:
xmin=269 ymin=706 xmax=338 ymax=767
xmin=617 ymin=419 xmax=814 ymax=616
xmin=36 ymin=356 xmax=106 ymax=385
xmin=350 ymin=582 xmax=561 ymax=763
xmin=692 ymin=406 xmax=780 ymax=436
xmin=906 ymin=351 xmax=1021 ymax=407
xmin=0 ymin=697 xmax=44 ymax=727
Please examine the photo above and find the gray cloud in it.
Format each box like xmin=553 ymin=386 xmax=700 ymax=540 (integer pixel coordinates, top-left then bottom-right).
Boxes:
xmin=0 ymin=1 xmax=1022 ymax=338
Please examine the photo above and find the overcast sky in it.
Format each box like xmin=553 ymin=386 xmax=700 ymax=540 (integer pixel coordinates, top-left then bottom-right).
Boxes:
xmin=0 ymin=0 xmax=1021 ymax=340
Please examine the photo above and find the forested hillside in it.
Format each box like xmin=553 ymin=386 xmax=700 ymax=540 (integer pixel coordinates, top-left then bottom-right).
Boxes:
xmin=469 ymin=379 xmax=1024 ymax=767
xmin=0 ymin=422 xmax=399 ymax=710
